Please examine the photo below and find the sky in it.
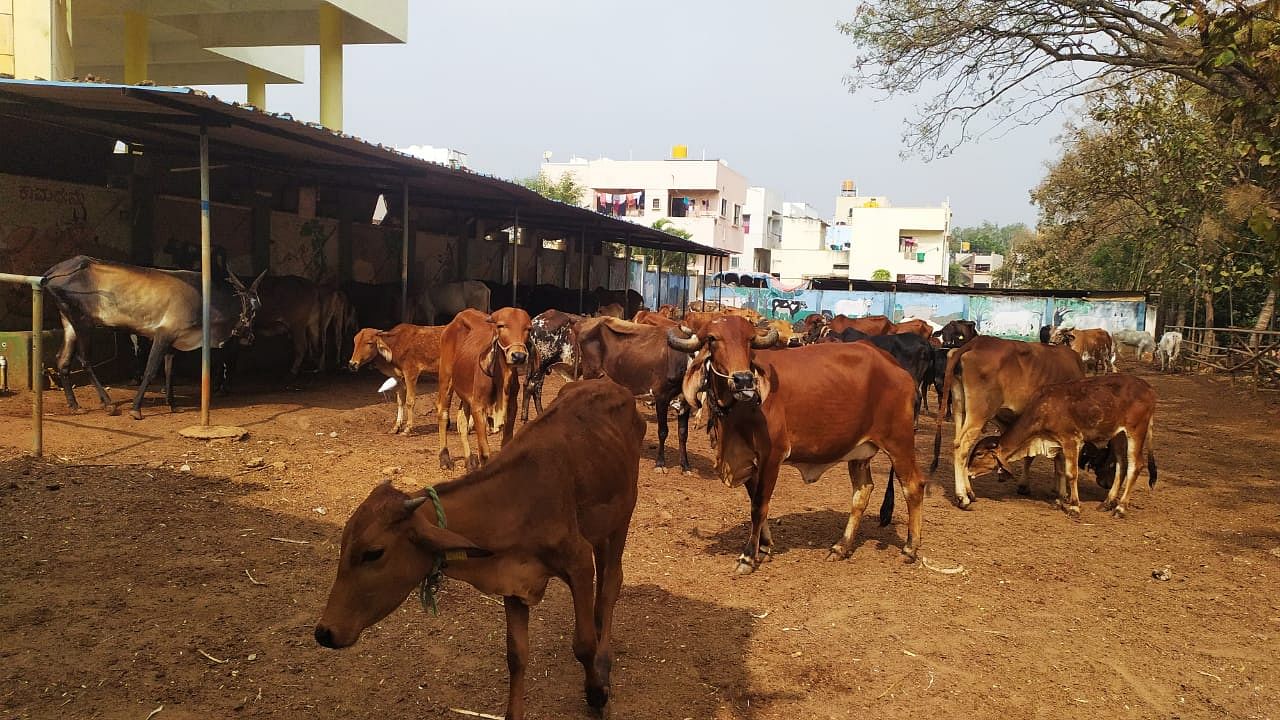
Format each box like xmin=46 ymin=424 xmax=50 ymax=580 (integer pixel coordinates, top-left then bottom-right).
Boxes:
xmin=199 ymin=0 xmax=1069 ymax=228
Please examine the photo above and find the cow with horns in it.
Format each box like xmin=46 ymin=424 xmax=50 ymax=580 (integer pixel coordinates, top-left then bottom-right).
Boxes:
xmin=42 ymin=255 xmax=264 ymax=420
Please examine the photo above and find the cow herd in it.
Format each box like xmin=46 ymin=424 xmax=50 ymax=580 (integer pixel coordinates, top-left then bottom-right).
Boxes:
xmin=36 ymin=255 xmax=1178 ymax=719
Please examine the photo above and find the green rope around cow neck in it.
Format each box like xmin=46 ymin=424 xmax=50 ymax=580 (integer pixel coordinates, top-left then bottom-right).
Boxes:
xmin=418 ymin=486 xmax=449 ymax=616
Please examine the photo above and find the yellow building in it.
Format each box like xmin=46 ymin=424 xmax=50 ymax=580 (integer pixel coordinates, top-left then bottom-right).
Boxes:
xmin=0 ymin=0 xmax=405 ymax=129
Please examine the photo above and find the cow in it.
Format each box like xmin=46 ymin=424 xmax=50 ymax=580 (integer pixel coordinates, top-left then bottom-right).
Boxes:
xmin=966 ymin=374 xmax=1157 ymax=519
xmin=935 ymin=319 xmax=978 ymax=348
xmin=318 ymin=285 xmax=355 ymax=371
xmin=343 ymin=281 xmax=403 ymax=330
xmin=521 ymin=309 xmax=583 ymax=421
xmin=832 ymin=314 xmax=893 ymax=336
xmin=1112 ymin=329 xmax=1156 ymax=361
xmin=315 ymin=378 xmax=643 ymax=720
xmin=523 ymin=284 xmax=597 ymax=316
xmin=832 ymin=297 xmax=875 ymax=317
xmin=722 ymin=306 xmax=764 ymax=324
xmin=770 ymin=297 xmax=807 ymax=319
xmin=593 ymin=287 xmax=644 ymax=318
xmin=254 ymin=275 xmax=324 ymax=379
xmin=827 ymin=327 xmax=932 ymax=422
xmin=1157 ymin=331 xmax=1183 ymax=371
xmin=415 ymin=280 xmax=492 ymax=325
xmin=1039 ymin=324 xmax=1054 ymax=344
xmin=632 ymin=309 xmax=680 ymax=328
xmin=1051 ymin=327 xmax=1117 ymax=374
xmin=655 ymin=303 xmax=681 ymax=320
xmin=42 ymin=256 xmax=264 ymax=420
xmin=595 ymin=302 xmax=625 ymax=318
xmin=348 ymin=324 xmax=446 ymax=435
xmin=436 ymin=308 xmax=532 ymax=471
xmin=934 ymin=336 xmax=1086 ymax=508
xmin=758 ymin=318 xmax=799 ymax=347
xmin=576 ymin=316 xmax=723 ymax=473
xmin=889 ymin=317 xmax=934 ymax=340
xmin=668 ymin=316 xmax=926 ymax=572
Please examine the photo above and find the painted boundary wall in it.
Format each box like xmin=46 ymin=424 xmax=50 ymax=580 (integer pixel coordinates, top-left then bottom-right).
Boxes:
xmin=710 ymin=284 xmax=1149 ymax=340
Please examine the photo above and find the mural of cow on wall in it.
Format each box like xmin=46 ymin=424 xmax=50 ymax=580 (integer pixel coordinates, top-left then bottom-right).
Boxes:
xmin=970 ymin=296 xmax=1046 ymax=341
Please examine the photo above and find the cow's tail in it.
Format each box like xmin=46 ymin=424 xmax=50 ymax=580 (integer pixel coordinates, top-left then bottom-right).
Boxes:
xmin=879 ymin=466 xmax=895 ymax=527
xmin=1146 ymin=418 xmax=1158 ymax=488
xmin=931 ymin=343 xmax=971 ymax=473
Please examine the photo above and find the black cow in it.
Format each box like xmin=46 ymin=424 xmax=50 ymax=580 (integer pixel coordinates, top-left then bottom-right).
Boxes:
xmin=828 ymin=327 xmax=932 ymax=421
xmin=770 ymin=297 xmax=807 ymax=319
xmin=42 ymin=255 xmax=264 ymax=420
xmin=934 ymin=319 xmax=978 ymax=348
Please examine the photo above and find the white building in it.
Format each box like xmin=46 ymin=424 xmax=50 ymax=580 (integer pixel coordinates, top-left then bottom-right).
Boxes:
xmin=540 ymin=149 xmax=747 ymax=254
xmin=740 ymin=186 xmax=783 ymax=272
xmin=955 ymin=252 xmax=1004 ymax=288
xmin=398 ymin=145 xmax=468 ymax=170
xmin=769 ymin=202 xmax=838 ymax=280
xmin=831 ymin=182 xmax=952 ymax=284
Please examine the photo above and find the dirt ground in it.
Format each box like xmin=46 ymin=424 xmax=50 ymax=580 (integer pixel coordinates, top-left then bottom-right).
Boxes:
xmin=1 ymin=360 xmax=1278 ymax=720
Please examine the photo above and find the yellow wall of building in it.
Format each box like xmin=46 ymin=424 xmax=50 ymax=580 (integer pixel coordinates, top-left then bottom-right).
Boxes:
xmin=11 ymin=0 xmax=73 ymax=80
xmin=1 ymin=0 xmax=15 ymax=77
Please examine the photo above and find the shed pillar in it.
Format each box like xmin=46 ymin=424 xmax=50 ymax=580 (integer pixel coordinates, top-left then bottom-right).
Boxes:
xmin=246 ymin=66 xmax=267 ymax=110
xmin=319 ymin=4 xmax=343 ymax=131
xmin=124 ymin=12 xmax=149 ymax=84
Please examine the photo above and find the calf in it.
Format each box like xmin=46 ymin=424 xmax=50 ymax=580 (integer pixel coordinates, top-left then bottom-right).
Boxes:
xmin=936 ymin=336 xmax=1086 ymax=508
xmin=255 ymin=275 xmax=324 ymax=378
xmin=1157 ymin=331 xmax=1183 ymax=371
xmin=315 ymin=378 xmax=643 ymax=720
xmin=967 ymin=374 xmax=1157 ymax=518
xmin=522 ymin=309 xmax=583 ymax=421
xmin=348 ymin=324 xmax=446 ymax=435
xmin=318 ymin=285 xmax=354 ymax=371
xmin=670 ymin=317 xmax=925 ymax=572
xmin=596 ymin=302 xmax=625 ymax=318
xmin=436 ymin=308 xmax=532 ymax=470
xmin=1051 ymin=327 xmax=1117 ymax=374
xmin=1112 ymin=329 xmax=1156 ymax=361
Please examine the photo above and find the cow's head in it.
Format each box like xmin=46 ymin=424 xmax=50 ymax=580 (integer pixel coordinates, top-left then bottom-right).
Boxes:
xmin=1078 ymin=443 xmax=1118 ymax=489
xmin=348 ymin=328 xmax=385 ymax=371
xmin=226 ymin=270 xmax=267 ymax=345
xmin=966 ymin=436 xmax=1009 ymax=478
xmin=667 ymin=316 xmax=775 ymax=406
xmin=315 ymin=481 xmax=490 ymax=650
xmin=1049 ymin=327 xmax=1075 ymax=346
xmin=488 ymin=307 xmax=531 ymax=366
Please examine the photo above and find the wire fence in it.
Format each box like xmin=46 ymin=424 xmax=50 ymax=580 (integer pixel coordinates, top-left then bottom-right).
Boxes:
xmin=1165 ymin=325 xmax=1280 ymax=388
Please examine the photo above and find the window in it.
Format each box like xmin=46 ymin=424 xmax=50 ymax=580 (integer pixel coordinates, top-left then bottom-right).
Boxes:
xmin=720 ymin=198 xmax=727 ymax=217
xmin=742 ymin=213 xmax=751 ymax=234
xmin=651 ymin=197 xmax=660 ymax=211
xmin=975 ymin=264 xmax=991 ymax=272
xmin=729 ymin=255 xmax=741 ymax=269
xmin=733 ymin=204 xmax=742 ymax=226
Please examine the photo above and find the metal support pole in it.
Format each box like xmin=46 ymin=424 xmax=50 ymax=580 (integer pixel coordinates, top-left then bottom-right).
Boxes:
xmin=199 ymin=126 xmax=212 ymax=427
xmin=702 ymin=255 xmax=708 ymax=306
xmin=624 ymin=238 xmax=632 ymax=299
xmin=511 ymin=209 xmax=519 ymax=307
xmin=682 ymin=252 xmax=689 ymax=313
xmin=30 ymin=283 xmax=42 ymax=457
xmin=656 ymin=249 xmax=664 ymax=308
xmin=716 ymin=255 xmax=724 ymax=307
xmin=578 ymin=229 xmax=587 ymax=314
xmin=401 ymin=178 xmax=410 ymax=322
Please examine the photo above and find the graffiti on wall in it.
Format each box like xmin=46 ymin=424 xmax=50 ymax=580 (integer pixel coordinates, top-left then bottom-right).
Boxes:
xmin=1054 ymin=299 xmax=1145 ymax=333
xmin=893 ymin=292 xmax=966 ymax=326
xmin=969 ymin=296 xmax=1048 ymax=340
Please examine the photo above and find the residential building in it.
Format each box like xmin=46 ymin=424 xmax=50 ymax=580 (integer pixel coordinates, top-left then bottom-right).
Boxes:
xmin=954 ymin=252 xmax=1004 ymax=288
xmin=769 ymin=202 xmax=837 ymax=280
xmin=831 ymin=181 xmax=952 ymax=284
xmin=540 ymin=148 xmax=748 ymax=254
xmin=740 ymin=186 xmax=783 ymax=272
xmin=399 ymin=144 xmax=469 ymax=170
xmin=1 ymin=1 xmax=406 ymax=128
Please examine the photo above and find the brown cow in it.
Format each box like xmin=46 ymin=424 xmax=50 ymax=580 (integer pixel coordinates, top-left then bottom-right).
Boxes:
xmin=669 ymin=316 xmax=925 ymax=572
xmin=348 ymin=324 xmax=446 ymax=435
xmin=935 ymin=336 xmax=1086 ymax=508
xmin=595 ymin=302 xmax=625 ymax=318
xmin=632 ymin=308 xmax=680 ymax=328
xmin=1051 ymin=327 xmax=1117 ymax=374
xmin=722 ymin=306 xmax=764 ymax=324
xmin=436 ymin=308 xmax=532 ymax=470
xmin=967 ymin=374 xmax=1157 ymax=518
xmin=889 ymin=318 xmax=934 ymax=339
xmin=758 ymin=318 xmax=798 ymax=347
xmin=255 ymin=274 xmax=324 ymax=378
xmin=593 ymin=287 xmax=643 ymax=317
xmin=318 ymin=285 xmax=355 ymax=371
xmin=832 ymin=314 xmax=893 ymax=336
xmin=315 ymin=378 xmax=643 ymax=720
xmin=575 ymin=316 xmax=729 ymax=473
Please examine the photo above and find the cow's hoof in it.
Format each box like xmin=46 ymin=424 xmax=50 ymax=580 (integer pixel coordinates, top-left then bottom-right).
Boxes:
xmin=106 ymin=404 xmax=121 ymax=417
xmin=824 ymin=547 xmax=848 ymax=562
xmin=438 ymin=450 xmax=454 ymax=471
xmin=653 ymin=465 xmax=667 ymax=475
xmin=585 ymin=682 xmax=610 ymax=710
xmin=681 ymin=468 xmax=694 ymax=476
xmin=1111 ymin=506 xmax=1127 ymax=519
xmin=1016 ymin=484 xmax=1031 ymax=496
xmin=901 ymin=545 xmax=919 ymax=562
xmin=466 ymin=455 xmax=481 ymax=472
xmin=399 ymin=427 xmax=414 ymax=437
xmin=734 ymin=560 xmax=755 ymax=575
xmin=129 ymin=409 xmax=143 ymax=420
xmin=168 ymin=406 xmax=178 ymax=414
xmin=1062 ymin=504 xmax=1081 ymax=520
xmin=957 ymin=495 xmax=975 ymax=510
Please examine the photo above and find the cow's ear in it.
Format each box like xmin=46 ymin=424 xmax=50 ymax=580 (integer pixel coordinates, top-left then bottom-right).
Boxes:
xmin=751 ymin=363 xmax=772 ymax=404
xmin=374 ymin=337 xmax=393 ymax=362
xmin=409 ymin=518 xmax=492 ymax=559
xmin=485 ymin=314 xmax=496 ymax=324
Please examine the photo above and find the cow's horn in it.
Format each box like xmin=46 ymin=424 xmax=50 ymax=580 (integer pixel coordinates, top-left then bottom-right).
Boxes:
xmin=249 ymin=269 xmax=268 ymax=292
xmin=667 ymin=327 xmax=704 ymax=353
xmin=751 ymin=328 xmax=779 ymax=349
xmin=226 ymin=270 xmax=246 ymax=289
xmin=403 ymin=496 xmax=429 ymax=513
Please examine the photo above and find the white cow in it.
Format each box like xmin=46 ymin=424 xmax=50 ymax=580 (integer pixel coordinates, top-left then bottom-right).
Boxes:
xmin=832 ymin=298 xmax=875 ymax=317
xmin=1157 ymin=331 xmax=1183 ymax=371
xmin=1112 ymin=329 xmax=1156 ymax=360
xmin=981 ymin=310 xmax=1041 ymax=337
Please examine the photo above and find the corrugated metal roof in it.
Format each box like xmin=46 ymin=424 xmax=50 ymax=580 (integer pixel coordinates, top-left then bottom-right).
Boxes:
xmin=0 ymin=79 xmax=729 ymax=256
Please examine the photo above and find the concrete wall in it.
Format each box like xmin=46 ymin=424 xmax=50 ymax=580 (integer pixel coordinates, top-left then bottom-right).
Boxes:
xmin=1 ymin=0 xmax=14 ymax=76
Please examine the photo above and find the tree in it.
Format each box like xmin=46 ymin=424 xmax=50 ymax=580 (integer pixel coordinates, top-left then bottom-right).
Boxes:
xmin=519 ymin=172 xmax=587 ymax=205
xmin=950 ymin=222 xmax=1029 ymax=255
xmin=842 ymin=1 xmax=1280 ymax=328
xmin=871 ymin=268 xmax=892 ymax=281
xmin=648 ymin=219 xmax=695 ymax=272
